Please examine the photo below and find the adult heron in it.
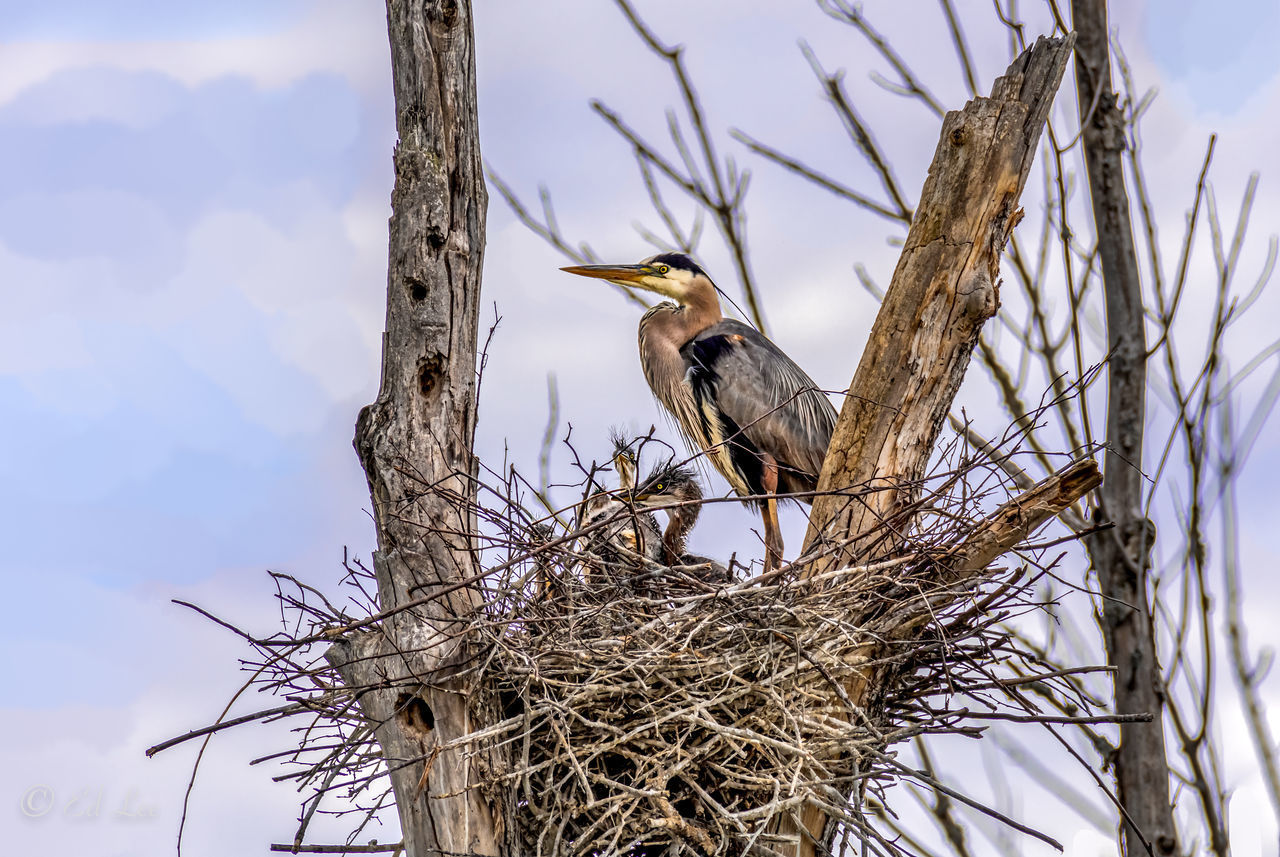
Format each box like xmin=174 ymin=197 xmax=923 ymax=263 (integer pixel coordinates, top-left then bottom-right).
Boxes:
xmin=562 ymin=252 xmax=837 ymax=570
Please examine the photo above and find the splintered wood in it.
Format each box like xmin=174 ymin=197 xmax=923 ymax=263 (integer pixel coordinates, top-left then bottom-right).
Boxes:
xmin=803 ymin=35 xmax=1076 ymax=576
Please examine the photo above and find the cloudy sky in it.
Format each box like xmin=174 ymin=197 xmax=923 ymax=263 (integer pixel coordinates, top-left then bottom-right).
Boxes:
xmin=3 ymin=2 xmax=1279 ymax=855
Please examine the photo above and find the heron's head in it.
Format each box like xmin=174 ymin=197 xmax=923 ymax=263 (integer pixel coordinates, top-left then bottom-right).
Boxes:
xmin=562 ymin=252 xmax=712 ymax=304
xmin=629 ymin=462 xmax=703 ymax=509
xmin=609 ymin=431 xmax=640 ymax=490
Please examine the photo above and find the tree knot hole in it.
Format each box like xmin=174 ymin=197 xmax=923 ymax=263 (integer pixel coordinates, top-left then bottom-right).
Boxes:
xmin=395 ymin=692 xmax=435 ymax=743
xmin=429 ymin=0 xmax=459 ymax=28
xmin=949 ymin=124 xmax=967 ymax=147
xmin=419 ymin=353 xmax=446 ymax=398
xmin=407 ymin=276 xmax=427 ymax=302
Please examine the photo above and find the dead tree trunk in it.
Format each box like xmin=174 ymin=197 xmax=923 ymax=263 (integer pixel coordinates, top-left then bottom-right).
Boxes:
xmin=782 ymin=36 xmax=1077 ymax=856
xmin=802 ymin=36 xmax=1074 ymax=571
xmin=324 ymin=2 xmax=512 ymax=855
xmin=1071 ymin=2 xmax=1179 ymax=854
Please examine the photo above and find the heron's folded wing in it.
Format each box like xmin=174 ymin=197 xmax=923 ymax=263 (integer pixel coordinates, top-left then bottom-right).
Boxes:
xmin=683 ymin=320 xmax=837 ymax=491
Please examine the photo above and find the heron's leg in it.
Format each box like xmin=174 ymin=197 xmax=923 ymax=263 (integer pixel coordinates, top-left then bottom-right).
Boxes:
xmin=760 ymin=454 xmax=783 ymax=572
xmin=762 ymin=499 xmax=783 ymax=572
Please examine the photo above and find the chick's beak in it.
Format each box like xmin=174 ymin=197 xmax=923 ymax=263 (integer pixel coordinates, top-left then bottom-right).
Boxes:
xmin=561 ymin=263 xmax=651 ymax=286
xmin=626 ymin=490 xmax=660 ymax=510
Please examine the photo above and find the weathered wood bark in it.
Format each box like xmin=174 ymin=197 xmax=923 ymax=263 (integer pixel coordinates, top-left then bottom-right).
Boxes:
xmin=781 ymin=36 xmax=1076 ymax=856
xmin=1071 ymin=2 xmax=1179 ymax=854
xmin=801 ymin=36 xmax=1075 ymax=575
xmin=776 ymin=458 xmax=1100 ymax=857
xmin=324 ymin=3 xmax=512 ymax=855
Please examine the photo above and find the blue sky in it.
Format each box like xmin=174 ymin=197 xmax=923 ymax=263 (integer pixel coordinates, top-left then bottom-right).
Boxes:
xmin=3 ymin=2 xmax=1279 ymax=855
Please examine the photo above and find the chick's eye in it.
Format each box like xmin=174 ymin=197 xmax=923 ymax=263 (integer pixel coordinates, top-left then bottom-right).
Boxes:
xmin=654 ymin=483 xmax=664 ymax=492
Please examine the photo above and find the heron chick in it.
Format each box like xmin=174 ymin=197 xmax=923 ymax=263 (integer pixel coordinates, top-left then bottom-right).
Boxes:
xmin=576 ymin=488 xmax=662 ymax=581
xmin=608 ymin=429 xmax=642 ymax=491
xmin=629 ymin=460 xmax=731 ymax=585
xmin=563 ymin=252 xmax=837 ymax=571
xmin=574 ymin=440 xmax=663 ymax=584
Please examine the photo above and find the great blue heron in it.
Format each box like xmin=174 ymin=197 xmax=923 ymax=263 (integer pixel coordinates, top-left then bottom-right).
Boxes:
xmin=628 ymin=460 xmax=732 ymax=585
xmin=563 ymin=252 xmax=837 ymax=570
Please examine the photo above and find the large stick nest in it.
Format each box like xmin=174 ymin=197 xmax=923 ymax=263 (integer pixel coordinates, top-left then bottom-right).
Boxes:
xmin=153 ymin=441 xmax=1104 ymax=857
xmin=461 ymin=450 xmax=1098 ymax=857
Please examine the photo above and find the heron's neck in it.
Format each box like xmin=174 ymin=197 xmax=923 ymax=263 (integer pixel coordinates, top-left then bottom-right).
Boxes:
xmin=662 ymin=511 xmax=689 ymax=564
xmin=662 ymin=490 xmax=701 ymax=565
xmin=638 ymin=281 xmax=722 ymax=404
xmin=677 ymin=279 xmax=722 ymax=336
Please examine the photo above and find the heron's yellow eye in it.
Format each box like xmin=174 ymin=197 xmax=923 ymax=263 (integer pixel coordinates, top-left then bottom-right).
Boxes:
xmin=654 ymin=483 xmax=665 ymax=492
xmin=655 ymin=264 xmax=669 ymax=275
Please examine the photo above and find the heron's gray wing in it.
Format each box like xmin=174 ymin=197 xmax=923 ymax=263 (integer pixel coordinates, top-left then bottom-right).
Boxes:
xmin=683 ymin=320 xmax=837 ymax=495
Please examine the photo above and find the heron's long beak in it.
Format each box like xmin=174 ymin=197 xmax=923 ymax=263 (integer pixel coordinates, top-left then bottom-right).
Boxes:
xmin=625 ymin=490 xmax=664 ymax=510
xmin=560 ymin=263 xmax=650 ymax=286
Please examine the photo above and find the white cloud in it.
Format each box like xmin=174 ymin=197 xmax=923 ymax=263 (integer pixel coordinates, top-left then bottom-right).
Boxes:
xmin=0 ymin=1 xmax=388 ymax=108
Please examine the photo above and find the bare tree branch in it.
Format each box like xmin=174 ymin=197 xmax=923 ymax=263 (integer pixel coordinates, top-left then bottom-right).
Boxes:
xmin=819 ymin=0 xmax=947 ymax=117
xmin=1071 ymin=2 xmax=1178 ymax=853
xmin=938 ymin=0 xmax=981 ymax=96
xmin=1220 ymin=399 xmax=1280 ymax=839
xmin=730 ymin=128 xmax=906 ymax=224
xmin=801 ymin=42 xmax=915 ymax=223
xmin=606 ymin=0 xmax=769 ymax=331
